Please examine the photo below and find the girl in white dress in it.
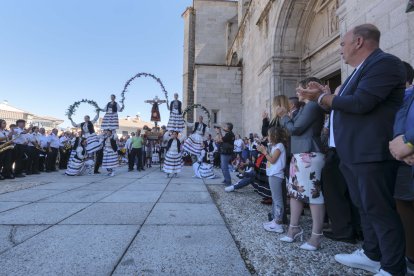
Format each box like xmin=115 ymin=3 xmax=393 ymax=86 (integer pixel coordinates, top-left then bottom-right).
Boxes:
xmin=163 ymin=131 xmax=183 ymax=178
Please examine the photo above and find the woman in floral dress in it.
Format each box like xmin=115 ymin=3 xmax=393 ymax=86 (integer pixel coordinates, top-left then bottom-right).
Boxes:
xmin=277 ymin=77 xmax=326 ymax=251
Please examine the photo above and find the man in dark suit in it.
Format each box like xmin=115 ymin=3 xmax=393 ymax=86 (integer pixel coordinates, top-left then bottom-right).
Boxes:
xmin=299 ymin=24 xmax=406 ymax=276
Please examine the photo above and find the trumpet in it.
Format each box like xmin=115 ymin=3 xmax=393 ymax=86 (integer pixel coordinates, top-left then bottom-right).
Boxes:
xmin=62 ymin=141 xmax=72 ymax=154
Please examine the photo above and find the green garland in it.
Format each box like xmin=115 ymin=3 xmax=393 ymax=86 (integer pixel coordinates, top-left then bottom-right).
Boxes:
xmin=182 ymin=104 xmax=211 ymax=125
xmin=66 ymin=99 xmax=101 ymax=121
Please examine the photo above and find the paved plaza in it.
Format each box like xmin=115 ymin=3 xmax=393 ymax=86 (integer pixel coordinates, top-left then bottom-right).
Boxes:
xmin=0 ymin=167 xmax=249 ymax=276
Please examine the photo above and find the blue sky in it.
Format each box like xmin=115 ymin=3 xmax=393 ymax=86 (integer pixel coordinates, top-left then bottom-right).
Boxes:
xmin=0 ymin=0 xmax=192 ymax=127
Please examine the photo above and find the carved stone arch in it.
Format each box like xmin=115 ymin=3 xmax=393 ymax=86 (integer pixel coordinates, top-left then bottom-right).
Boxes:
xmin=269 ymin=0 xmax=340 ymax=97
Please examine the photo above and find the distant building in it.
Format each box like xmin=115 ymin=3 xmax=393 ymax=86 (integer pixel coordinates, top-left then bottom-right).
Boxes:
xmin=0 ymin=100 xmax=63 ymax=130
xmin=97 ymin=115 xmax=154 ymax=138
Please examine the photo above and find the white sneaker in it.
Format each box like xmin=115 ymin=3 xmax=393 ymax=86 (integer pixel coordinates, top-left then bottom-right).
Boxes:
xmin=109 ymin=172 xmax=115 ymax=177
xmin=335 ymin=249 xmax=380 ymax=273
xmin=263 ymin=221 xmax=284 ymax=233
xmin=374 ymin=269 xmax=392 ymax=276
xmin=224 ymin=185 xmax=235 ymax=192
xmin=262 ymin=220 xmax=273 ymax=227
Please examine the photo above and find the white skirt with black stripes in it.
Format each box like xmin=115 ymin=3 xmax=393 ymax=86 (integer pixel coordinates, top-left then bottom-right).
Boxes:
xmin=102 ymin=148 xmax=118 ymax=169
xmin=183 ymin=133 xmax=203 ymax=156
xmin=85 ymin=134 xmax=101 ymax=154
xmin=163 ymin=151 xmax=183 ymax=174
xmin=101 ymin=112 xmax=119 ymax=130
xmin=167 ymin=109 xmax=185 ymax=133
xmin=192 ymin=162 xmax=216 ymax=179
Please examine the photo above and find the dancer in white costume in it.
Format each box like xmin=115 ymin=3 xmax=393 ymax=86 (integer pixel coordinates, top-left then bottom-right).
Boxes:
xmin=183 ymin=116 xmax=209 ymax=157
xmin=70 ymin=114 xmax=101 ymax=154
xmin=163 ymin=131 xmax=183 ymax=178
xmin=100 ymin=94 xmax=122 ymax=130
xmin=102 ymin=129 xmax=118 ymax=176
xmin=193 ymin=143 xmax=216 ymax=179
xmin=167 ymin=93 xmax=185 ymax=132
xmin=65 ymin=138 xmax=94 ymax=176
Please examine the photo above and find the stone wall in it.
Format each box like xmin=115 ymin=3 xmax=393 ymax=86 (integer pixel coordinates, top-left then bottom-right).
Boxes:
xmin=338 ymin=0 xmax=414 ymax=80
xmin=194 ymin=0 xmax=238 ymax=65
xmin=183 ymin=0 xmax=414 ymax=137
xmin=193 ymin=65 xmax=243 ymax=136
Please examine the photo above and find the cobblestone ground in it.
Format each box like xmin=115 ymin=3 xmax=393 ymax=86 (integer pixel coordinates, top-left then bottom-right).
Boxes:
xmin=206 ymin=173 xmax=370 ymax=276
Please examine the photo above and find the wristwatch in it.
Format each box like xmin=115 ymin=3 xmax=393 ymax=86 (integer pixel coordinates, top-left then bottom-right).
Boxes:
xmin=402 ymin=135 xmax=414 ymax=148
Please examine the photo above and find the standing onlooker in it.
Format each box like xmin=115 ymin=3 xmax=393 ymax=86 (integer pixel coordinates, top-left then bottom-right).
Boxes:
xmin=215 ymin=123 xmax=235 ymax=186
xmin=46 ymin=129 xmax=60 ymax=172
xmin=300 ymin=24 xmax=406 ymax=275
xmin=258 ymin=127 xmax=287 ymax=233
xmin=278 ymin=77 xmax=325 ymax=251
xmin=288 ymin=96 xmax=301 ymax=119
xmin=145 ymin=140 xmax=152 ymax=168
xmin=129 ymin=129 xmax=144 ymax=171
xmin=233 ymin=134 xmax=244 ymax=157
xmin=389 ymin=61 xmax=414 ymax=274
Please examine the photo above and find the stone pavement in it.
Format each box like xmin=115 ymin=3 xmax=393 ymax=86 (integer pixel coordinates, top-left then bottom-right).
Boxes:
xmin=0 ymin=167 xmax=249 ymax=276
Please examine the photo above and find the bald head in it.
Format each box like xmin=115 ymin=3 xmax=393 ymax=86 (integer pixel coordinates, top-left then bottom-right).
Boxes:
xmin=340 ymin=23 xmax=381 ymax=67
xmin=352 ymin=24 xmax=380 ymax=46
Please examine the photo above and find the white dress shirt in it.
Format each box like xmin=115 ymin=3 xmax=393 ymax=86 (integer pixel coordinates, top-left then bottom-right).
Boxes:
xmin=48 ymin=134 xmax=61 ymax=149
xmin=329 ymin=63 xmax=363 ymax=147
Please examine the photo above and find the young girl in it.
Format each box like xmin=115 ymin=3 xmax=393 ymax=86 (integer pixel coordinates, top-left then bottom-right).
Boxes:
xmin=163 ymin=131 xmax=183 ymax=178
xmin=145 ymin=140 xmax=152 ymax=168
xmin=152 ymin=142 xmax=160 ymax=164
xmin=102 ymin=129 xmax=118 ymax=176
xmin=258 ymin=127 xmax=287 ymax=233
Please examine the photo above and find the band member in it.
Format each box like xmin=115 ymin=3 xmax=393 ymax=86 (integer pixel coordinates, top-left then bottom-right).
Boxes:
xmin=65 ymin=138 xmax=94 ymax=176
xmin=102 ymin=129 xmax=118 ymax=176
xmin=38 ymin=128 xmax=48 ymax=172
xmin=13 ymin=119 xmax=29 ymax=177
xmin=27 ymin=126 xmax=41 ymax=174
xmin=167 ymin=93 xmax=185 ymax=132
xmin=70 ymin=114 xmax=101 ymax=154
xmin=164 ymin=131 xmax=183 ymax=178
xmin=100 ymin=94 xmax=122 ymax=130
xmin=0 ymin=119 xmax=14 ymax=179
xmin=46 ymin=128 xmax=60 ymax=172
xmin=59 ymin=132 xmax=71 ymax=170
xmin=183 ymin=115 xmax=209 ymax=157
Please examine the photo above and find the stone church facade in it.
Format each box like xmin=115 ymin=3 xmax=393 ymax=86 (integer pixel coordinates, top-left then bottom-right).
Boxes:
xmin=182 ymin=0 xmax=414 ymax=136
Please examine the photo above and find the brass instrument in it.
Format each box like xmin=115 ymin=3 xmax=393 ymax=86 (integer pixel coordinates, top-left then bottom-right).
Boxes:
xmin=62 ymin=141 xmax=72 ymax=154
xmin=0 ymin=133 xmax=21 ymax=153
xmin=0 ymin=141 xmax=14 ymax=153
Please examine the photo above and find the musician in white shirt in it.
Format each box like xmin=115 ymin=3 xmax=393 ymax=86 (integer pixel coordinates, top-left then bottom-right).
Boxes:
xmin=13 ymin=119 xmax=29 ymax=177
xmin=38 ymin=128 xmax=49 ymax=172
xmin=59 ymin=132 xmax=71 ymax=170
xmin=0 ymin=119 xmax=14 ymax=179
xmin=26 ymin=126 xmax=41 ymax=174
xmin=46 ymin=128 xmax=60 ymax=172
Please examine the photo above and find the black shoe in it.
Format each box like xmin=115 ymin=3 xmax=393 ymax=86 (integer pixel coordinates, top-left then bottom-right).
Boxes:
xmin=141 ymin=168 xmax=145 ymax=171
xmin=14 ymin=174 xmax=26 ymax=178
xmin=5 ymin=174 xmax=15 ymax=179
xmin=32 ymin=172 xmax=40 ymax=175
xmin=323 ymin=231 xmax=357 ymax=244
xmin=128 ymin=169 xmax=133 ymax=172
xmin=94 ymin=171 xmax=100 ymax=174
xmin=0 ymin=175 xmax=5 ymax=180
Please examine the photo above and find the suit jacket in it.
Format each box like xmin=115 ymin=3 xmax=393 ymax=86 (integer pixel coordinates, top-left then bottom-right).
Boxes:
xmin=332 ymin=48 xmax=405 ymax=164
xmin=280 ymin=101 xmax=324 ymax=154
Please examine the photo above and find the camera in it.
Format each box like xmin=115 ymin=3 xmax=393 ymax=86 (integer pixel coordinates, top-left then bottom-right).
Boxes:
xmin=213 ymin=125 xmax=221 ymax=129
